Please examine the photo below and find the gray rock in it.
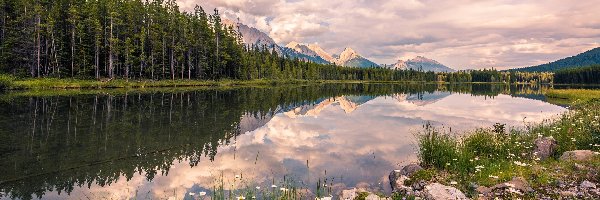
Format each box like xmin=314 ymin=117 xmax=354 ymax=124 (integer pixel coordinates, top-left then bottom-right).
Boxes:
xmin=559 ymin=150 xmax=596 ymax=161
xmin=365 ymin=193 xmax=385 ymax=200
xmin=580 ymin=180 xmax=596 ymax=189
xmin=412 ymin=180 xmax=427 ymax=191
xmin=339 ymin=188 xmax=357 ymax=200
xmin=389 ymin=171 xmax=409 ymax=192
xmin=492 ymin=177 xmax=533 ymax=193
xmin=423 ymin=183 xmax=468 ymax=200
xmin=390 ymin=164 xmax=422 ymax=191
xmin=533 ymin=137 xmax=557 ymax=160
xmin=560 ymin=191 xmax=576 ymax=197
xmin=401 ymin=164 xmax=424 ymax=177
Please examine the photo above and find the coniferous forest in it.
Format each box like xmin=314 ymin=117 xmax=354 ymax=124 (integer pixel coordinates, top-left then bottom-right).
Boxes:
xmin=0 ymin=0 xmax=556 ymax=84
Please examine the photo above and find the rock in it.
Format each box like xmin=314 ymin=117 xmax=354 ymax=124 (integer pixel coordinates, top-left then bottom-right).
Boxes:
xmin=491 ymin=177 xmax=533 ymax=193
xmin=401 ymin=164 xmax=424 ymax=176
xmin=424 ymin=183 xmax=468 ymax=200
xmin=340 ymin=188 xmax=357 ymax=200
xmin=560 ymin=150 xmax=596 ymax=161
xmin=390 ymin=164 xmax=422 ymax=191
xmin=476 ymin=186 xmax=491 ymax=195
xmin=411 ymin=180 xmax=427 ymax=191
xmin=389 ymin=172 xmax=409 ymax=192
xmin=365 ymin=193 xmax=384 ymax=200
xmin=581 ymin=180 xmax=597 ymax=189
xmin=560 ymin=191 xmax=576 ymax=197
xmin=533 ymin=137 xmax=557 ymax=160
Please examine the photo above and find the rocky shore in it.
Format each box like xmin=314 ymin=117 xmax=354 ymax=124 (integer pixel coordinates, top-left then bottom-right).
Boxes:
xmin=333 ymin=138 xmax=599 ymax=200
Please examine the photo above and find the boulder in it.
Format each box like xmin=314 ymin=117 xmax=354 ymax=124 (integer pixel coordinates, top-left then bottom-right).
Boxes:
xmin=492 ymin=177 xmax=533 ymax=193
xmin=477 ymin=177 xmax=533 ymax=197
xmin=401 ymin=164 xmax=424 ymax=176
xmin=390 ymin=164 xmax=422 ymax=191
xmin=560 ymin=150 xmax=596 ymax=161
xmin=365 ymin=193 xmax=385 ymax=200
xmin=580 ymin=180 xmax=596 ymax=189
xmin=533 ymin=137 xmax=557 ymax=160
xmin=423 ymin=183 xmax=468 ymax=200
xmin=339 ymin=188 xmax=357 ymax=200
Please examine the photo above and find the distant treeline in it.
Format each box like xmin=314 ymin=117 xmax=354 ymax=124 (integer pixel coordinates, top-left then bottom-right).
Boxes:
xmin=1 ymin=0 xmax=553 ymax=84
xmin=554 ymin=65 xmax=600 ymax=84
xmin=512 ymin=47 xmax=600 ymax=72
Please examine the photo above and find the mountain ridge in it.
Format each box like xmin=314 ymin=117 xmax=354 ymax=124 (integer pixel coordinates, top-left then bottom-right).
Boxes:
xmin=389 ymin=56 xmax=456 ymax=72
xmin=511 ymin=47 xmax=600 ymax=72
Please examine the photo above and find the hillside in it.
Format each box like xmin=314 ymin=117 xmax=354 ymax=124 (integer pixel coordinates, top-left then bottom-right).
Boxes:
xmin=512 ymin=47 xmax=600 ymax=72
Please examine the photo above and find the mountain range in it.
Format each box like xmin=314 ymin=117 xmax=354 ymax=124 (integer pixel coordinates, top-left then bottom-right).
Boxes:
xmin=388 ymin=56 xmax=456 ymax=72
xmin=225 ymin=19 xmax=454 ymax=70
xmin=512 ymin=47 xmax=600 ymax=72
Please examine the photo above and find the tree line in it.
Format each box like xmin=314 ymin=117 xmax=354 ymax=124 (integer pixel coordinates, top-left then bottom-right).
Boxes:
xmin=1 ymin=0 xmax=555 ymax=84
xmin=553 ymin=65 xmax=600 ymax=84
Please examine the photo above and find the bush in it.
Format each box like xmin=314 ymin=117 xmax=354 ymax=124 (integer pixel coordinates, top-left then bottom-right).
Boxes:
xmin=0 ymin=74 xmax=15 ymax=90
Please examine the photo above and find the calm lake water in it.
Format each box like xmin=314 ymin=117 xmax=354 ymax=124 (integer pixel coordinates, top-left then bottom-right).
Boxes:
xmin=0 ymin=84 xmax=566 ymax=199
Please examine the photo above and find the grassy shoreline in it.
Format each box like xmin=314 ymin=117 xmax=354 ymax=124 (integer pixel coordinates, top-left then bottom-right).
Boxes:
xmin=409 ymin=89 xmax=600 ymax=199
xmin=0 ymin=74 xmax=533 ymax=91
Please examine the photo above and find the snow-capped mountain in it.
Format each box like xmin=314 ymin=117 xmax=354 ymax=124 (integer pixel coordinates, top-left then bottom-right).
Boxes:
xmin=333 ymin=47 xmax=379 ymax=68
xmin=390 ymin=56 xmax=455 ymax=72
xmin=223 ymin=20 xmax=328 ymax=64
xmin=223 ymin=19 xmax=379 ymax=67
xmin=308 ymin=44 xmax=335 ymax=63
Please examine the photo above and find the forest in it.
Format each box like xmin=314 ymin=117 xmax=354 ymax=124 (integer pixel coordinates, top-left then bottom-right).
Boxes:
xmin=553 ymin=64 xmax=600 ymax=84
xmin=0 ymin=0 xmax=555 ymax=84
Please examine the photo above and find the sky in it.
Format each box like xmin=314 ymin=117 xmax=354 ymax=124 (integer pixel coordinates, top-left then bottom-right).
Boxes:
xmin=176 ymin=0 xmax=600 ymax=70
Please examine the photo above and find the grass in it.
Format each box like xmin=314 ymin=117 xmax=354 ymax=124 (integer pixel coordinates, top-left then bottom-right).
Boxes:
xmin=546 ymin=89 xmax=600 ymax=105
xmin=0 ymin=74 xmax=525 ymax=91
xmin=415 ymin=91 xmax=600 ymax=198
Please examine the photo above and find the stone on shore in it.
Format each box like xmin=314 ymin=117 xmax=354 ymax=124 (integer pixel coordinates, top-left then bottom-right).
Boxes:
xmin=533 ymin=137 xmax=557 ymax=160
xmin=390 ymin=164 xmax=423 ymax=191
xmin=424 ymin=183 xmax=468 ymax=200
xmin=560 ymin=150 xmax=596 ymax=161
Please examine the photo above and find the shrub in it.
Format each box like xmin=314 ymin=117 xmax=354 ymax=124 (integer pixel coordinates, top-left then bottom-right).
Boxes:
xmin=0 ymin=74 xmax=15 ymax=90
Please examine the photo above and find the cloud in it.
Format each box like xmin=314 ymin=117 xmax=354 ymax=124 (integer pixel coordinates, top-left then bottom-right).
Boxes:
xmin=179 ymin=0 xmax=600 ymax=69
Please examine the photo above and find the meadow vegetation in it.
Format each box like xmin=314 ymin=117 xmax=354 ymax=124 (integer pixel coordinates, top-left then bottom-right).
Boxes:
xmin=415 ymin=89 xmax=600 ymax=198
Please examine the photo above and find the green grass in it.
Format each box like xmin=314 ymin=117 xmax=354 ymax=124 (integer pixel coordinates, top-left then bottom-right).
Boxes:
xmin=416 ymin=92 xmax=600 ymax=197
xmin=546 ymin=89 xmax=600 ymax=105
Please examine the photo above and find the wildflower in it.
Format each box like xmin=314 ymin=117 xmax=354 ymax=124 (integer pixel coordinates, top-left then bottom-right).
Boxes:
xmin=475 ymin=165 xmax=485 ymax=169
xmin=475 ymin=157 xmax=480 ymax=161
xmin=450 ymin=181 xmax=458 ymax=185
xmin=452 ymin=158 xmax=458 ymax=161
xmin=237 ymin=196 xmax=246 ymax=200
xmin=446 ymin=163 xmax=450 ymax=166
xmin=514 ymin=161 xmax=528 ymax=167
xmin=256 ymin=186 xmax=261 ymax=190
xmin=488 ymin=175 xmax=499 ymax=179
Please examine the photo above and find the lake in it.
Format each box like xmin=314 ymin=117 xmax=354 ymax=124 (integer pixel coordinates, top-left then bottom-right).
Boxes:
xmin=0 ymin=83 xmax=566 ymax=199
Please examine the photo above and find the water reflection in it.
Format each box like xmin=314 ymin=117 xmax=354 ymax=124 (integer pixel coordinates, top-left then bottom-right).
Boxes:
xmin=0 ymin=84 xmax=565 ymax=199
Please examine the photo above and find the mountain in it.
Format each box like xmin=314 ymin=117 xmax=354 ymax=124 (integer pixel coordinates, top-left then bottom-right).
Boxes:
xmin=333 ymin=47 xmax=379 ymax=68
xmin=223 ymin=20 xmax=328 ymax=64
xmin=511 ymin=47 xmax=600 ymax=72
xmin=308 ymin=44 xmax=335 ymax=63
xmin=390 ymin=56 xmax=455 ymax=72
xmin=224 ymin=19 xmax=379 ymax=68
